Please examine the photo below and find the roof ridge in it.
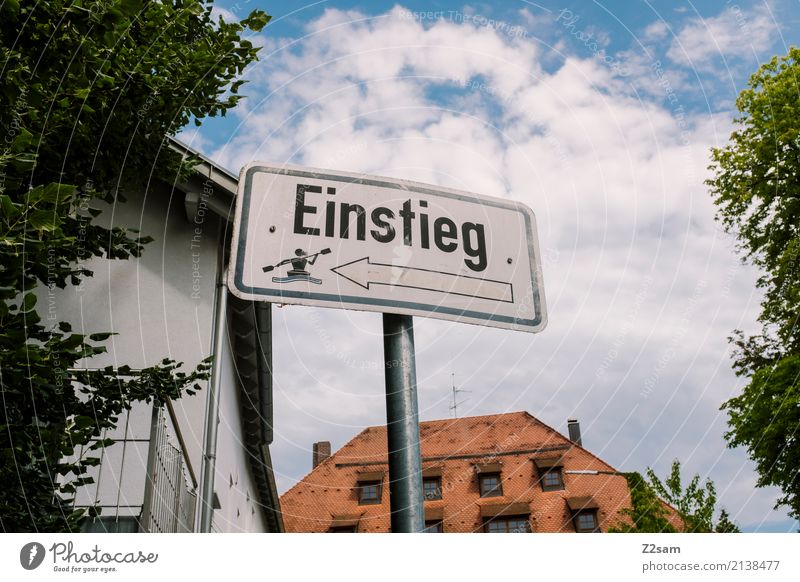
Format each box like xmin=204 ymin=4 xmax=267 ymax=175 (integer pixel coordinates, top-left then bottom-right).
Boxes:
xmin=362 ymin=410 xmax=531 ymax=431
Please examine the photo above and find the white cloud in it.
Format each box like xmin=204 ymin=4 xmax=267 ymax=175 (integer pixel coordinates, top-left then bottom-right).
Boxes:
xmin=204 ymin=5 xmax=792 ymax=529
xmin=643 ymin=20 xmax=669 ymax=42
xmin=666 ymin=5 xmax=776 ymax=70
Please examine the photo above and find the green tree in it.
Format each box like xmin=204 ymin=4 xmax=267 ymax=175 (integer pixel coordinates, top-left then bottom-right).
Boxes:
xmin=715 ymin=509 xmax=741 ymax=533
xmin=647 ymin=460 xmax=718 ymax=532
xmin=706 ymin=47 xmax=800 ymax=521
xmin=612 ymin=461 xmax=740 ymax=533
xmin=610 ymin=472 xmax=677 ymax=533
xmin=0 ymin=0 xmax=269 ymax=532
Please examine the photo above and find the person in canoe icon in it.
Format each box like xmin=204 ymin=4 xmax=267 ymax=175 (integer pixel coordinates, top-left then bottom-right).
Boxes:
xmin=263 ymin=248 xmax=331 ymax=284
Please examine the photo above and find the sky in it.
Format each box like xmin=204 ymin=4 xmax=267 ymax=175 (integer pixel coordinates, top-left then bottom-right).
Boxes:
xmin=181 ymin=0 xmax=800 ymax=532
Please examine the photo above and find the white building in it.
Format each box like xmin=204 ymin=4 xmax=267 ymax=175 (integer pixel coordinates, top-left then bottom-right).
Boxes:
xmin=57 ymin=139 xmax=282 ymax=533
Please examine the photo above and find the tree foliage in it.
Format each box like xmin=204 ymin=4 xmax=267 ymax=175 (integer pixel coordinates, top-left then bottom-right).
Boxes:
xmin=646 ymin=460 xmax=717 ymax=532
xmin=0 ymin=0 xmax=269 ymax=531
xmin=722 ymin=355 xmax=800 ymax=520
xmin=715 ymin=508 xmax=741 ymax=533
xmin=610 ymin=471 xmax=676 ymax=533
xmin=707 ymin=47 xmax=800 ymax=520
xmin=612 ymin=461 xmax=739 ymax=533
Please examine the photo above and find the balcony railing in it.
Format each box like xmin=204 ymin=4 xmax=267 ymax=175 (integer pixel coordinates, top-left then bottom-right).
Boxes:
xmin=72 ymin=400 xmax=196 ymax=533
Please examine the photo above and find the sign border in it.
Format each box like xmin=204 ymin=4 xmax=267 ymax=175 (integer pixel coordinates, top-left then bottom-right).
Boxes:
xmin=229 ymin=163 xmax=547 ymax=332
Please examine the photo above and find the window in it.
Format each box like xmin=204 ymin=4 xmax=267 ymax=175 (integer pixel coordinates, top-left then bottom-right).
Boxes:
xmin=484 ymin=516 xmax=531 ymax=533
xmin=575 ymin=510 xmax=599 ymax=533
xmin=330 ymin=514 xmax=360 ymax=532
xmin=423 ymin=477 xmax=442 ymax=500
xmin=534 ymin=458 xmax=565 ymax=491
xmin=358 ymin=480 xmax=382 ymax=505
xmin=479 ymin=474 xmax=503 ymax=497
xmin=567 ymin=497 xmax=599 ymax=532
xmin=423 ymin=520 xmax=443 ymax=533
xmin=540 ymin=467 xmax=564 ymax=491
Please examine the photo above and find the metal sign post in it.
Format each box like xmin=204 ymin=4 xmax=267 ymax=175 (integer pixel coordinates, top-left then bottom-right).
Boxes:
xmin=382 ymin=313 xmax=424 ymax=533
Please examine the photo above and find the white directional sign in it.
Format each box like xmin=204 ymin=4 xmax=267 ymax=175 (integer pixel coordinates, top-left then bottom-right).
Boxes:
xmin=228 ymin=163 xmax=547 ymax=332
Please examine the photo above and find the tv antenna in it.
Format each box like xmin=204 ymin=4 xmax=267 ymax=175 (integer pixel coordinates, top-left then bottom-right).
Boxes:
xmin=449 ymin=373 xmax=470 ymax=418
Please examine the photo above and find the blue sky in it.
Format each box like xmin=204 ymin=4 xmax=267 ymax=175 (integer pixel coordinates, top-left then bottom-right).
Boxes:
xmin=185 ymin=0 xmax=800 ymax=532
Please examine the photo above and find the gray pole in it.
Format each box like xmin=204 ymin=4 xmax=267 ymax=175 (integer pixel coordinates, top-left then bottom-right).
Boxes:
xmin=198 ymin=266 xmax=229 ymax=533
xmin=382 ymin=313 xmax=424 ymax=533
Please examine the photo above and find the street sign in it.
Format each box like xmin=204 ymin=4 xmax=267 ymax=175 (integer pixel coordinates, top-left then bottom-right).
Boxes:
xmin=228 ymin=163 xmax=547 ymax=332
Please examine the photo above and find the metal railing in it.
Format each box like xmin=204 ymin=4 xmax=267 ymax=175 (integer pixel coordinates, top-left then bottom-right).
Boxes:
xmin=74 ymin=399 xmax=196 ymax=533
xmin=140 ymin=402 xmax=196 ymax=533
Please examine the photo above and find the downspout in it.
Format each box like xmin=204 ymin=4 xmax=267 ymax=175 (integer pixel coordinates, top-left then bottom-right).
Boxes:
xmin=197 ymin=244 xmax=229 ymax=532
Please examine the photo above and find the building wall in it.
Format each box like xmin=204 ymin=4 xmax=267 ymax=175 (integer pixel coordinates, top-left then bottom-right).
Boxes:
xmin=51 ymin=180 xmax=216 ymax=467
xmin=281 ymin=412 xmax=638 ymax=533
xmin=51 ymin=179 xmax=267 ymax=532
xmin=211 ymin=327 xmax=268 ymax=532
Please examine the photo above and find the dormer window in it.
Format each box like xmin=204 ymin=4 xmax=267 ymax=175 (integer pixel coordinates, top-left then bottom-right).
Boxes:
xmin=484 ymin=516 xmax=531 ymax=533
xmin=421 ymin=465 xmax=443 ymax=501
xmin=575 ymin=510 xmax=598 ymax=532
xmin=567 ymin=497 xmax=600 ymax=532
xmin=541 ymin=467 xmax=564 ymax=490
xmin=480 ymin=502 xmax=532 ymax=533
xmin=479 ymin=473 xmax=503 ymax=497
xmin=474 ymin=462 xmax=504 ymax=497
xmin=329 ymin=514 xmax=361 ymax=532
xmin=356 ymin=470 xmax=385 ymax=505
xmin=423 ymin=477 xmax=442 ymax=500
xmin=534 ymin=457 xmax=565 ymax=491
xmin=423 ymin=520 xmax=444 ymax=533
xmin=424 ymin=507 xmax=444 ymax=532
xmin=358 ymin=481 xmax=381 ymax=504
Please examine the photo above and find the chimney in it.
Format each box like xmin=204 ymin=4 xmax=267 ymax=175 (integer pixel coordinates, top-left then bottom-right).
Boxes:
xmin=567 ymin=418 xmax=582 ymax=446
xmin=312 ymin=441 xmax=331 ymax=469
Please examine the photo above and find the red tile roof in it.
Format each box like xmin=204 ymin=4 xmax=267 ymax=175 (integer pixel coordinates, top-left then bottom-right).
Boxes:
xmin=280 ymin=411 xmax=680 ymax=533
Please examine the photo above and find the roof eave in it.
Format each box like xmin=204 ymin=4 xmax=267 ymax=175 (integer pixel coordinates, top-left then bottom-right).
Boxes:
xmin=169 ymin=136 xmax=237 ymax=222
